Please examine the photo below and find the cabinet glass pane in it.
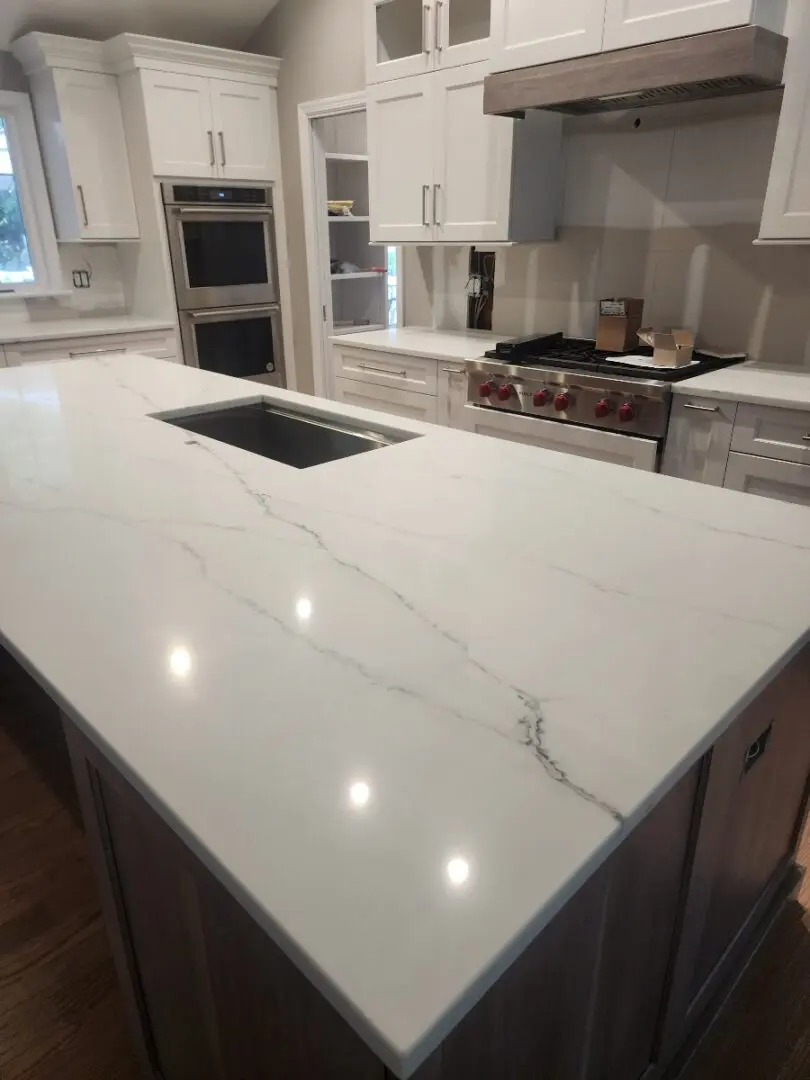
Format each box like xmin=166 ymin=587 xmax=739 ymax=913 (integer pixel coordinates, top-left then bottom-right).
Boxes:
xmin=377 ymin=0 xmax=424 ymax=63
xmin=448 ymin=0 xmax=490 ymax=46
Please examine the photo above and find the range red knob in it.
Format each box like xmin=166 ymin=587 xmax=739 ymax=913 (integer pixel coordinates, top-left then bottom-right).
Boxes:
xmin=497 ymin=383 xmax=513 ymax=401
xmin=554 ymin=392 xmax=571 ymax=412
xmin=478 ymin=381 xmax=493 ymax=398
xmin=618 ymin=401 xmax=636 ymax=423
xmin=594 ymin=398 xmax=611 ymax=419
xmin=533 ymin=389 xmax=550 ymax=407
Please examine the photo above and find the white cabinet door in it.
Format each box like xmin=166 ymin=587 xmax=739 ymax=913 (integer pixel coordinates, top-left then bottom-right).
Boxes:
xmin=369 ymin=76 xmax=435 ymax=243
xmin=437 ymin=0 xmax=492 ymax=68
xmin=724 ymin=452 xmax=810 ymax=507
xmin=490 ymin=0 xmax=606 ymax=71
xmin=433 ymin=62 xmax=513 ymax=243
xmin=661 ymin=397 xmax=737 ymax=485
xmin=731 ymin=403 xmax=810 ymax=466
xmin=366 ymin=0 xmax=435 ymax=83
xmin=332 ymin=376 xmax=438 ymax=422
xmin=334 ymin=346 xmax=439 ymax=394
xmin=760 ymin=2 xmax=810 ymax=241
xmin=142 ymin=70 xmax=215 ymax=179
xmin=461 ymin=405 xmax=659 ymax=469
xmin=602 ymin=0 xmax=777 ymax=51
xmin=52 ymin=70 xmax=139 ymax=241
xmin=210 ymin=79 xmax=276 ymax=182
xmin=437 ymin=364 xmax=467 ymax=427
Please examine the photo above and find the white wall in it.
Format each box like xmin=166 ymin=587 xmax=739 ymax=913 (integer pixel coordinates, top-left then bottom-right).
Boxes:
xmin=409 ymin=93 xmax=810 ymax=368
xmin=248 ymin=0 xmax=366 ymax=394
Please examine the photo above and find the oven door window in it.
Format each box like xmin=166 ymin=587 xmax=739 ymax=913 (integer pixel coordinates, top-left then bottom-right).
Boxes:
xmin=191 ymin=312 xmax=282 ymax=383
xmin=182 ymin=219 xmax=269 ymax=290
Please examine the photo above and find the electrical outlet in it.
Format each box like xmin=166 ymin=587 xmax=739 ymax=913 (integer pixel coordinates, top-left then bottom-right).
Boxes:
xmin=71 ymin=270 xmax=91 ymax=289
xmin=467 ymin=274 xmax=482 ymax=297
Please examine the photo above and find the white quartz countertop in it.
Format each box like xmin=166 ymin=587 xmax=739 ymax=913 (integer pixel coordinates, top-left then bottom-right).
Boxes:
xmin=329 ymin=326 xmax=503 ymax=361
xmin=1 ymin=356 xmax=810 ymax=1077
xmin=0 ymin=314 xmax=175 ymax=345
xmin=675 ymin=362 xmax=810 ymax=411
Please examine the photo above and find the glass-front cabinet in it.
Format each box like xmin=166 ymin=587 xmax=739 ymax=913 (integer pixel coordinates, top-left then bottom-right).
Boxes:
xmin=365 ymin=0 xmax=491 ymax=83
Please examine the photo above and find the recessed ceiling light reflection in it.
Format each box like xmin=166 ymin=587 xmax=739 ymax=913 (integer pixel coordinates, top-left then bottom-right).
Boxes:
xmin=348 ymin=780 xmax=371 ymax=809
xmin=446 ymin=856 xmax=471 ymax=887
xmin=168 ymin=646 xmax=193 ymax=679
xmin=295 ymin=596 xmax=313 ymax=622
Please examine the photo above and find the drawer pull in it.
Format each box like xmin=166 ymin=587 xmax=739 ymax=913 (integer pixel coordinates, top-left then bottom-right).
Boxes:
xmin=743 ymin=723 xmax=773 ymax=774
xmin=683 ymin=403 xmax=720 ymax=413
xmin=441 ymin=367 xmax=463 ymax=374
xmin=358 ymin=362 xmax=407 ymax=378
xmin=803 ymin=434 xmax=810 ymax=442
xmin=68 ymin=347 xmax=128 ymax=358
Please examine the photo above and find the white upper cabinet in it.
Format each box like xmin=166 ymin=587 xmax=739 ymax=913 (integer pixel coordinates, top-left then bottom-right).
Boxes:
xmin=141 ymin=71 xmax=216 ymax=178
xmin=366 ymin=0 xmax=490 ymax=83
xmin=368 ymin=75 xmax=435 ymax=242
xmin=210 ymin=80 xmax=275 ymax=183
xmin=603 ymin=0 xmax=786 ymax=51
xmin=13 ymin=35 xmax=139 ymax=241
xmin=490 ymin=0 xmax=606 ymax=71
xmin=760 ymin=1 xmax=810 ymax=240
xmin=369 ymin=62 xmax=561 ymax=244
xmin=141 ymin=71 xmax=278 ymax=182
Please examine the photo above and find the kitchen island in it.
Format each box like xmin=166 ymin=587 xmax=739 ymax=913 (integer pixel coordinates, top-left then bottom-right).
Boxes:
xmin=0 ymin=355 xmax=809 ymax=1080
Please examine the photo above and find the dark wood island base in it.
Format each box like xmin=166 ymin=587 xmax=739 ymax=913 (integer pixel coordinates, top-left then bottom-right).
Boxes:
xmin=45 ymin=642 xmax=810 ymax=1080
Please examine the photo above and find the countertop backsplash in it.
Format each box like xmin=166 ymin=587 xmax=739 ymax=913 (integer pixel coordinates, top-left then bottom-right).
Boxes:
xmin=404 ymin=96 xmax=810 ymax=370
xmin=0 ymin=243 xmax=127 ymax=331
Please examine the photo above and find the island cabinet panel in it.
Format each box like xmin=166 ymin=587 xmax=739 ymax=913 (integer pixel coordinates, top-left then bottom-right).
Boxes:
xmin=405 ymin=763 xmax=702 ymax=1080
xmin=659 ymin=646 xmax=810 ymax=1063
xmin=64 ymin=724 xmax=386 ymax=1080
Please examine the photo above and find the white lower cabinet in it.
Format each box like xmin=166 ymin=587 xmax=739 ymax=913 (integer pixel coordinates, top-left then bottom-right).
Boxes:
xmin=731 ymin=403 xmax=810 ymax=466
xmin=460 ymin=405 xmax=659 ymax=469
xmin=724 ymin=452 xmax=810 ymax=507
xmin=332 ymin=377 xmax=439 ymax=423
xmin=4 ymin=330 xmax=178 ymax=367
xmin=661 ymin=398 xmax=738 ymax=485
xmin=333 ymin=345 xmax=438 ymax=394
xmin=437 ymin=364 xmax=467 ymax=427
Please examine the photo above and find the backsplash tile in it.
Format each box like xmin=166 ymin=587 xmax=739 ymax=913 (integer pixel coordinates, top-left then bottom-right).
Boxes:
xmin=404 ymin=97 xmax=810 ymax=368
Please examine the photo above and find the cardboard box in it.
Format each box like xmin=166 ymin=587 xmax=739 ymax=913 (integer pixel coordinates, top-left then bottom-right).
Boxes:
xmin=637 ymin=327 xmax=695 ymax=367
xmin=596 ymin=298 xmax=645 ymax=353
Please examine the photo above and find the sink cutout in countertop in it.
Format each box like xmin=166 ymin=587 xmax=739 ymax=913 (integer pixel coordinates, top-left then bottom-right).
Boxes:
xmin=156 ymin=399 xmax=419 ymax=469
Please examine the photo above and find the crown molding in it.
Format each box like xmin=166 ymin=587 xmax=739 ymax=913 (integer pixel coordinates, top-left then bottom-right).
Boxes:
xmin=12 ymin=33 xmax=109 ymax=76
xmin=104 ymin=34 xmax=281 ymax=84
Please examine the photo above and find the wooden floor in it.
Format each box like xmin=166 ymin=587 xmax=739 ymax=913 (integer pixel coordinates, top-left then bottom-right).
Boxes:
xmin=0 ymin=655 xmax=809 ymax=1080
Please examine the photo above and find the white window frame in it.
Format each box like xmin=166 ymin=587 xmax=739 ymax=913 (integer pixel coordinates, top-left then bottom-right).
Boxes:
xmin=0 ymin=91 xmax=62 ymax=298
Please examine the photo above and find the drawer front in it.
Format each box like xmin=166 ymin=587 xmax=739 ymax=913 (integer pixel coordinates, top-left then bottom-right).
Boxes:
xmin=5 ymin=330 xmax=178 ymax=367
xmin=332 ymin=377 xmax=438 ymax=423
xmin=333 ymin=346 xmax=438 ymax=395
xmin=724 ymin=452 xmax=810 ymax=507
xmin=731 ymin=403 xmax=810 ymax=466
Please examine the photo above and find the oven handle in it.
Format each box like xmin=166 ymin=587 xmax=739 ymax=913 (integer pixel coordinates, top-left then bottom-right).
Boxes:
xmin=176 ymin=207 xmax=273 ymax=217
xmin=187 ymin=305 xmax=278 ymax=321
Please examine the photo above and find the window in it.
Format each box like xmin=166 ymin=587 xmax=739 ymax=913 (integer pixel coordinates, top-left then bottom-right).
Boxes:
xmin=0 ymin=92 xmax=61 ymax=296
xmin=386 ymin=245 xmax=399 ymax=328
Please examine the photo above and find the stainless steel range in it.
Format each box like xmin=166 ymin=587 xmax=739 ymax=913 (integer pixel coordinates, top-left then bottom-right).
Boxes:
xmin=465 ymin=334 xmax=745 ymax=471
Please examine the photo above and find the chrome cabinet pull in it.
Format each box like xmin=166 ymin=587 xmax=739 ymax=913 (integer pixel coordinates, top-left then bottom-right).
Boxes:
xmin=435 ymin=0 xmax=443 ymax=51
xmin=77 ymin=185 xmax=89 ymax=227
xmin=433 ymin=183 xmax=441 ymax=225
xmin=207 ymin=130 xmax=215 ymax=167
xmin=422 ymin=4 xmax=431 ymax=52
xmin=422 ymin=184 xmax=430 ymax=227
xmin=802 ymin=434 xmax=810 ymax=442
xmin=358 ymin=362 xmax=407 ymax=377
xmin=441 ymin=367 xmax=462 ymax=374
xmin=219 ymin=131 xmax=226 ymax=168
xmin=69 ymin=347 xmax=127 ymax=358
xmin=683 ymin=403 xmax=720 ymax=413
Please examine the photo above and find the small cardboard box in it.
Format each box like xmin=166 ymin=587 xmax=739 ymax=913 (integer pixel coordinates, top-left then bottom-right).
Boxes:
xmin=596 ymin=298 xmax=645 ymax=353
xmin=637 ymin=327 xmax=695 ymax=367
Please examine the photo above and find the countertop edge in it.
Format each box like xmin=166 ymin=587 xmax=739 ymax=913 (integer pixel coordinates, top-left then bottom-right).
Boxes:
xmin=0 ymin=318 xmax=176 ymax=346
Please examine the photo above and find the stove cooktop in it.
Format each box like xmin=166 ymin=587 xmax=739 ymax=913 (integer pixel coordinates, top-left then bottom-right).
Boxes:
xmin=484 ymin=333 xmax=746 ymax=383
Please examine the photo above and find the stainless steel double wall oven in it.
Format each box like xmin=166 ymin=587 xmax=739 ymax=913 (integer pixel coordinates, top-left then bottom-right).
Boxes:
xmin=163 ymin=182 xmax=285 ymax=386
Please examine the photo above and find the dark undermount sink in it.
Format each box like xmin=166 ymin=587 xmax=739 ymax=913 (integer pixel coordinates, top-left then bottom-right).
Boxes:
xmin=157 ymin=399 xmax=417 ymax=469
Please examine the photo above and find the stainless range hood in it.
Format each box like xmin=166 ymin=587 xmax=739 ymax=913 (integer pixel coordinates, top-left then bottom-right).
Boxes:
xmin=483 ymin=26 xmax=787 ymax=117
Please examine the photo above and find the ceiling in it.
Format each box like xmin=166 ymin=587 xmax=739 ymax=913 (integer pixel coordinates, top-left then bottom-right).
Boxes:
xmin=0 ymin=0 xmax=281 ymax=52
